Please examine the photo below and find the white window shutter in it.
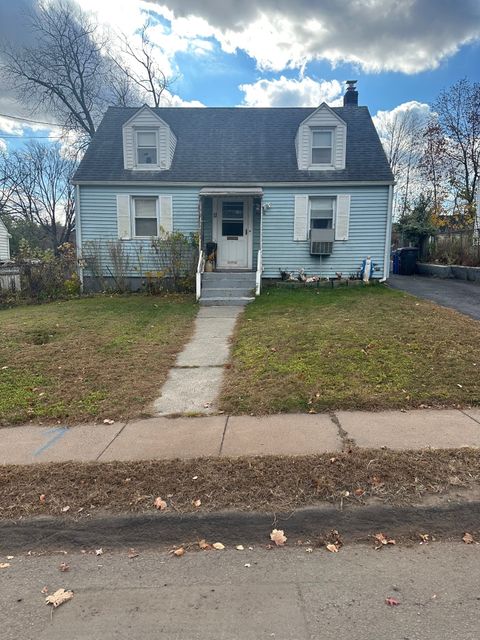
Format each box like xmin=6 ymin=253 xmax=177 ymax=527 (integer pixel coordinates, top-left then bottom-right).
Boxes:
xmin=294 ymin=195 xmax=309 ymax=241
xmin=116 ymin=195 xmax=131 ymax=239
xmin=335 ymin=195 xmax=350 ymax=241
xmin=159 ymin=195 xmax=173 ymax=233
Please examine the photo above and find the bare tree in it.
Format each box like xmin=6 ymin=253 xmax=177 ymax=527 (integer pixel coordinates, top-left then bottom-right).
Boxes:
xmin=433 ymin=79 xmax=480 ymax=222
xmin=418 ymin=119 xmax=448 ymax=219
xmin=112 ymin=19 xmax=173 ymax=107
xmin=1 ymin=143 xmax=76 ymax=251
xmin=1 ymin=1 xmax=141 ymax=146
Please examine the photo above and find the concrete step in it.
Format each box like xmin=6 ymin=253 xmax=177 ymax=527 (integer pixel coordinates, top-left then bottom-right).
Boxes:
xmin=199 ymin=296 xmax=255 ymax=307
xmin=203 ymin=272 xmax=256 ymax=283
xmin=202 ymin=279 xmax=256 ymax=288
xmin=201 ymin=287 xmax=254 ymax=298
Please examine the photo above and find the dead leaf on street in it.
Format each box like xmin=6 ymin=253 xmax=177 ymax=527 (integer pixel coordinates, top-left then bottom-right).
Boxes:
xmin=0 ymin=563 xmax=11 ymax=569
xmin=61 ymin=505 xmax=70 ymax=513
xmin=198 ymin=539 xmax=211 ymax=550
xmin=463 ymin=532 xmax=474 ymax=544
xmin=154 ymin=497 xmax=168 ymax=511
xmin=128 ymin=548 xmax=139 ymax=559
xmin=193 ymin=499 xmax=202 ymax=508
xmin=103 ymin=419 xmax=115 ymax=425
xmin=39 ymin=494 xmax=46 ymax=504
xmin=212 ymin=542 xmax=225 ymax=550
xmin=385 ymin=597 xmax=400 ymax=606
xmin=374 ymin=533 xmax=396 ymax=549
xmin=235 ymin=545 xmax=245 ymax=551
xmin=41 ymin=586 xmax=49 ymax=594
xmin=270 ymin=529 xmax=287 ymax=546
xmin=326 ymin=543 xmax=339 ymax=553
xmin=172 ymin=547 xmax=185 ymax=557
xmin=58 ymin=563 xmax=69 ymax=572
xmin=45 ymin=588 xmax=74 ymax=608
xmin=95 ymin=548 xmax=103 ymax=556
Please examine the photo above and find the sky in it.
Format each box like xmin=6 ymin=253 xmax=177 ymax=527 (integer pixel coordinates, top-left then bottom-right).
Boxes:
xmin=0 ymin=0 xmax=479 ymax=151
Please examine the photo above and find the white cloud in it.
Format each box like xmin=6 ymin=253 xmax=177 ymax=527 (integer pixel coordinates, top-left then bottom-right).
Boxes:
xmin=373 ymin=101 xmax=432 ymax=141
xmin=239 ymin=77 xmax=343 ymax=107
xmin=151 ymin=0 xmax=480 ymax=74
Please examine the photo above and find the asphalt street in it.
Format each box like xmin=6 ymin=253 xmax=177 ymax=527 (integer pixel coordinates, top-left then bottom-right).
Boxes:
xmin=1 ymin=542 xmax=479 ymax=639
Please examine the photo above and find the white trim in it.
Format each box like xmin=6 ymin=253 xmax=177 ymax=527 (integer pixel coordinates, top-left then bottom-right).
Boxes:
xmin=308 ymin=195 xmax=336 ymax=231
xmin=382 ymin=184 xmax=394 ymax=280
xmin=131 ymin=195 xmax=160 ymax=239
xmin=122 ymin=104 xmax=170 ymax=129
xmin=73 ymin=180 xmax=395 ymax=187
xmin=75 ymin=184 xmax=83 ymax=289
xmin=134 ymin=128 xmax=161 ymax=170
xmin=298 ymin=102 xmax=346 ymax=127
xmin=200 ymin=187 xmax=263 ymax=196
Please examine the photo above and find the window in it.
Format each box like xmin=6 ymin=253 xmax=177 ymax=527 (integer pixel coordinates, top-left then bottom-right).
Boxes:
xmin=136 ymin=130 xmax=158 ymax=165
xmin=310 ymin=197 xmax=334 ymax=230
xmin=221 ymin=201 xmax=244 ymax=236
xmin=311 ymin=128 xmax=333 ymax=165
xmin=133 ymin=197 xmax=158 ymax=237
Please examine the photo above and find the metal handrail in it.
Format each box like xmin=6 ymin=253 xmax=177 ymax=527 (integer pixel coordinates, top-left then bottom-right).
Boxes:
xmin=255 ymin=249 xmax=263 ymax=296
xmin=196 ymin=249 xmax=205 ymax=301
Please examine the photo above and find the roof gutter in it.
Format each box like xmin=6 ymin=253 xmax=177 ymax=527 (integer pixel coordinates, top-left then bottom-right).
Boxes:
xmin=71 ymin=180 xmax=395 ymax=188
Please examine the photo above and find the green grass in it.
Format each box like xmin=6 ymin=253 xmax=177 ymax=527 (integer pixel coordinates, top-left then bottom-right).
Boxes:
xmin=219 ymin=284 xmax=480 ymax=414
xmin=0 ymin=294 xmax=197 ymax=426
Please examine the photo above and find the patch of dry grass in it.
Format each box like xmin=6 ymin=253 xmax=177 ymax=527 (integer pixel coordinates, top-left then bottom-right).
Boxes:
xmin=220 ymin=285 xmax=480 ymax=414
xmin=1 ymin=449 xmax=479 ymax=519
xmin=0 ymin=294 xmax=196 ymax=425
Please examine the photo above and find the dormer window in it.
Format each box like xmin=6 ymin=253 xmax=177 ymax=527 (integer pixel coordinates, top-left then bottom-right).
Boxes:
xmin=311 ymin=127 xmax=334 ymax=166
xmin=136 ymin=130 xmax=158 ymax=166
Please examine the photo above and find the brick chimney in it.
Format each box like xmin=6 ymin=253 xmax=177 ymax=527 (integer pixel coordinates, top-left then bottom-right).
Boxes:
xmin=343 ymin=80 xmax=358 ymax=106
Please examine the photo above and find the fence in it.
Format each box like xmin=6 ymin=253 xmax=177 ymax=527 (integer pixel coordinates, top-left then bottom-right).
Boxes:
xmin=426 ymin=231 xmax=480 ymax=267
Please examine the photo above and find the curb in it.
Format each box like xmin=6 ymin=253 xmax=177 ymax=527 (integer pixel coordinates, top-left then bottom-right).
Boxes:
xmin=2 ymin=500 xmax=480 ymax=551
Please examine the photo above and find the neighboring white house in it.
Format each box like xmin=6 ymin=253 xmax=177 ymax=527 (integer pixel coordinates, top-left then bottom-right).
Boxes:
xmin=0 ymin=218 xmax=11 ymax=261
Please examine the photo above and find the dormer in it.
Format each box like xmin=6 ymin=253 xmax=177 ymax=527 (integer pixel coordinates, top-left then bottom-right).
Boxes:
xmin=122 ymin=105 xmax=176 ymax=171
xmin=295 ymin=102 xmax=347 ymax=171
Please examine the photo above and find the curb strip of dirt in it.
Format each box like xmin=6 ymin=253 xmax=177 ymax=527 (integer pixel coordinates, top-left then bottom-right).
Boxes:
xmin=2 ymin=500 xmax=480 ymax=550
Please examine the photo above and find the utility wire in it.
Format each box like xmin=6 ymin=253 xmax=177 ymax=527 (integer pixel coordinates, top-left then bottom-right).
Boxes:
xmin=0 ymin=112 xmax=62 ymax=127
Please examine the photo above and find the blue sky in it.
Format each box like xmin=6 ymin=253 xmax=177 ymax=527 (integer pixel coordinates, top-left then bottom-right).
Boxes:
xmin=0 ymin=0 xmax=479 ymax=150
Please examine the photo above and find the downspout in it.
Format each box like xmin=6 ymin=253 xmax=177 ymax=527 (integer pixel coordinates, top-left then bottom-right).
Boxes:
xmin=381 ymin=184 xmax=394 ymax=282
xmin=75 ymin=184 xmax=84 ymax=292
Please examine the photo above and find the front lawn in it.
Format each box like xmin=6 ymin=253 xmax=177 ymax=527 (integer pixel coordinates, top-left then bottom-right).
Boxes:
xmin=0 ymin=295 xmax=196 ymax=426
xmin=220 ymin=285 xmax=480 ymax=414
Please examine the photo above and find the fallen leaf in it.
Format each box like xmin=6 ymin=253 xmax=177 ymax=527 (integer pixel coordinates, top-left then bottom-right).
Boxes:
xmin=354 ymin=488 xmax=365 ymax=497
xmin=95 ymin=548 xmax=103 ymax=556
xmin=326 ymin=543 xmax=339 ymax=553
xmin=193 ymin=499 xmax=202 ymax=508
xmin=39 ymin=494 xmax=46 ymax=504
xmin=128 ymin=548 xmax=139 ymax=559
xmin=244 ymin=563 xmax=251 ymax=567
xmin=6 ymin=555 xmax=14 ymax=560
xmin=154 ymin=497 xmax=168 ymax=511
xmin=0 ymin=563 xmax=11 ymax=569
xmin=45 ymin=588 xmax=74 ymax=608
xmin=192 ymin=475 xmax=198 ymax=480
xmin=235 ymin=545 xmax=245 ymax=551
xmin=61 ymin=506 xmax=70 ymax=513
xmin=270 ymin=529 xmax=287 ymax=546
xmin=463 ymin=532 xmax=474 ymax=544
xmin=58 ymin=563 xmax=69 ymax=572
xmin=173 ymin=547 xmax=185 ymax=557
xmin=385 ymin=597 xmax=400 ymax=606
xmin=212 ymin=542 xmax=225 ymax=550
xmin=374 ymin=533 xmax=396 ymax=549
xmin=198 ymin=539 xmax=211 ymax=550
xmin=103 ymin=419 xmax=115 ymax=425
xmin=305 ymin=547 xmax=313 ymax=553
xmin=41 ymin=586 xmax=49 ymax=594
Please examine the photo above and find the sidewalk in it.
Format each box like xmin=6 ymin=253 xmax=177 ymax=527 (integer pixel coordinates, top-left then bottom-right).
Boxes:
xmin=1 ymin=408 xmax=480 ymax=465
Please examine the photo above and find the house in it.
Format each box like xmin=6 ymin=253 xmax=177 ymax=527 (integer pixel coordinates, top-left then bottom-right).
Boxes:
xmin=0 ymin=218 xmax=11 ymax=262
xmin=73 ymin=81 xmax=394 ymax=304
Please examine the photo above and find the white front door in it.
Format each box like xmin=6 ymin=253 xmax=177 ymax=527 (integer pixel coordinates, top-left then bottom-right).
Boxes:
xmin=215 ymin=198 xmax=251 ymax=269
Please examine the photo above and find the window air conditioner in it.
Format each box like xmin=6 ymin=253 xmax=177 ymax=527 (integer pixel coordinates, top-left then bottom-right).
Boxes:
xmin=310 ymin=229 xmax=334 ymax=255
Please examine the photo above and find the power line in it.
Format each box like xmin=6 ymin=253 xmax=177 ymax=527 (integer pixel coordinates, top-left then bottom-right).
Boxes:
xmin=0 ymin=112 xmax=62 ymax=127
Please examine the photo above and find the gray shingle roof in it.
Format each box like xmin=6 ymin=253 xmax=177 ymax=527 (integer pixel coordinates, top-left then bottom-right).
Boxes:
xmin=73 ymin=106 xmax=393 ymax=184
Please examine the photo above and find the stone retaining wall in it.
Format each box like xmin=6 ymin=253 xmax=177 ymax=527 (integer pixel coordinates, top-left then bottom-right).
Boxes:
xmin=416 ymin=262 xmax=480 ymax=281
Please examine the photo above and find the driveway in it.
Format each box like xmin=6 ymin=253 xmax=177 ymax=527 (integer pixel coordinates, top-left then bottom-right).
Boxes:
xmin=388 ymin=274 xmax=480 ymax=321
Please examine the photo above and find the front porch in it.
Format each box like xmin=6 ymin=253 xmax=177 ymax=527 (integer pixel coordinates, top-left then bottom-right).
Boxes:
xmin=196 ymin=188 xmax=264 ymax=305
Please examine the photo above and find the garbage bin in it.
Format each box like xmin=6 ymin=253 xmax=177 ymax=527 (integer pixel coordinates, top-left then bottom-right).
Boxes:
xmin=397 ymin=247 xmax=418 ymax=275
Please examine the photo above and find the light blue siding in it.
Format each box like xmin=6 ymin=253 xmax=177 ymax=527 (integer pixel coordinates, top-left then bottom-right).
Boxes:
xmin=79 ymin=184 xmax=388 ymax=280
xmin=262 ymin=186 xmax=388 ymax=279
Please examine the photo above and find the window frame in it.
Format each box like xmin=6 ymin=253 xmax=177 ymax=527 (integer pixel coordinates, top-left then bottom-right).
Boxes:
xmin=309 ymin=196 xmax=336 ymax=235
xmin=135 ymin=128 xmax=159 ymax=167
xmin=309 ymin=127 xmax=335 ymax=168
xmin=131 ymin=196 xmax=159 ymax=239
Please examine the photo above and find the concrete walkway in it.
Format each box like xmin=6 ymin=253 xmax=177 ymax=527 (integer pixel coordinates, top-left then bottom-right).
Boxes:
xmin=1 ymin=408 xmax=479 ymax=465
xmin=153 ymin=306 xmax=244 ymax=415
